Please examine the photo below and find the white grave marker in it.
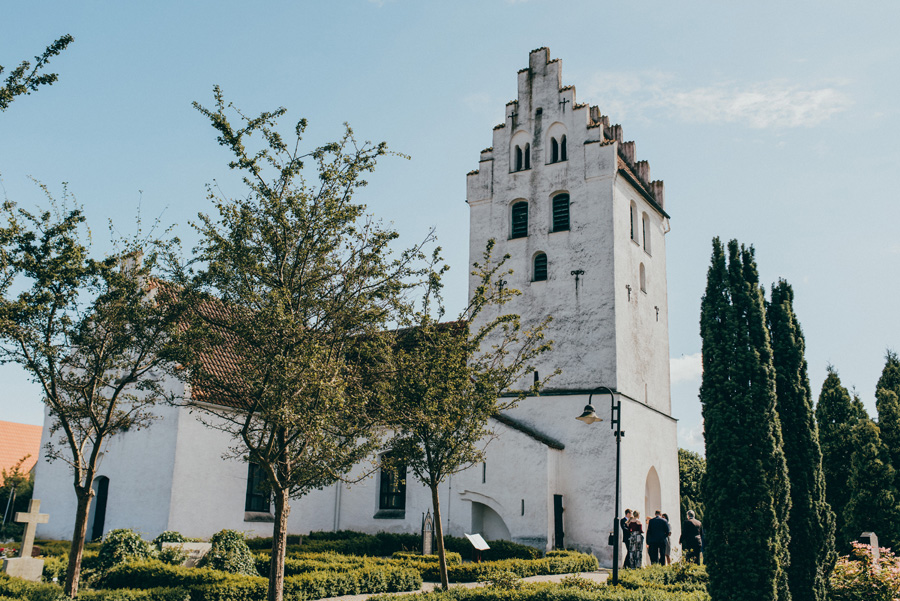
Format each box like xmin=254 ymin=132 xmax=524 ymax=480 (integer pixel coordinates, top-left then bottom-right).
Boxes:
xmin=1 ymin=499 xmax=48 ymax=582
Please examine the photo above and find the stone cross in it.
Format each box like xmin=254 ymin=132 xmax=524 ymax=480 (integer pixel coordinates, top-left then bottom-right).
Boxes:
xmin=559 ymin=97 xmax=570 ymax=112
xmin=14 ymin=499 xmax=49 ymax=558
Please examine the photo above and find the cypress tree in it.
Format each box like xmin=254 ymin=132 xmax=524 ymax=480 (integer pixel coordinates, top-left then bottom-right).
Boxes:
xmin=843 ymin=419 xmax=900 ymax=547
xmin=767 ymin=280 xmax=835 ymax=601
xmin=700 ymin=238 xmax=791 ymax=601
xmin=876 ymin=351 xmax=900 ymax=473
xmin=815 ymin=367 xmax=866 ymax=551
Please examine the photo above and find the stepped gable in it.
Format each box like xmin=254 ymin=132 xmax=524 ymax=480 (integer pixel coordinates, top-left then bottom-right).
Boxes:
xmin=467 ymin=46 xmax=667 ymax=216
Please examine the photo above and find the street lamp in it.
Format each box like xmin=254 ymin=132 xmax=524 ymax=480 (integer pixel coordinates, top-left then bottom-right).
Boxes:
xmin=576 ymin=386 xmax=624 ymax=586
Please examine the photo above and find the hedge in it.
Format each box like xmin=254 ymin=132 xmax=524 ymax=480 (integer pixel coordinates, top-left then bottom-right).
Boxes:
xmin=617 ymin=564 xmax=708 ymax=593
xmin=371 ymin=580 xmax=711 ymax=601
xmin=418 ymin=550 xmax=598 ymax=583
xmin=443 ymin=537 xmax=542 ymax=561
xmin=0 ymin=574 xmax=64 ymax=601
xmin=98 ymin=559 xmax=421 ymax=600
xmin=392 ymin=551 xmax=463 ymax=565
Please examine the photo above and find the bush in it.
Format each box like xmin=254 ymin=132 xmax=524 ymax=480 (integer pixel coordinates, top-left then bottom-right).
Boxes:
xmin=829 ymin=542 xmax=900 ymax=601
xmin=151 ymin=532 xmax=187 ymax=548
xmin=392 ymin=551 xmax=462 ymax=565
xmin=443 ymin=537 xmax=542 ymax=561
xmin=41 ymin=555 xmax=67 ymax=583
xmin=371 ymin=580 xmax=711 ymax=601
xmin=0 ymin=574 xmax=65 ymax=601
xmin=97 ymin=529 xmax=154 ymax=572
xmin=418 ymin=550 xmax=598 ymax=583
xmin=199 ymin=530 xmax=257 ymax=576
xmin=156 ymin=546 xmax=188 ymax=566
xmin=618 ymin=562 xmax=708 ymax=593
xmin=76 ymin=588 xmax=191 ymax=601
xmin=248 ymin=530 xmax=423 ymax=557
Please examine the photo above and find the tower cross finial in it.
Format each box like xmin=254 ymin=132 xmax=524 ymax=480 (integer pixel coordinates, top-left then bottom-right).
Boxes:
xmin=14 ymin=499 xmax=49 ymax=558
xmin=507 ymin=110 xmax=518 ymax=126
xmin=559 ymin=97 xmax=570 ymax=112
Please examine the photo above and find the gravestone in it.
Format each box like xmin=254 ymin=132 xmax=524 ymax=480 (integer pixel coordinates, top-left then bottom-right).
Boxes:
xmin=1 ymin=499 xmax=48 ymax=582
xmin=161 ymin=542 xmax=213 ymax=568
xmin=859 ymin=532 xmax=880 ymax=568
xmin=421 ymin=510 xmax=434 ymax=555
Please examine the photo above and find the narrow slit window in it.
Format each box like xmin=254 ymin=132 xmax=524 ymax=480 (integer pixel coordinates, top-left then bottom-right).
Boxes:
xmin=245 ymin=462 xmax=270 ymax=513
xmin=630 ymin=202 xmax=638 ymax=242
xmin=640 ymin=263 xmax=647 ymax=293
xmin=551 ymin=137 xmax=559 ymax=163
xmin=524 ymin=144 xmax=531 ymax=169
xmin=511 ymin=202 xmax=528 ymax=238
xmin=482 ymin=462 xmax=487 ymax=483
xmin=533 ymin=253 xmax=548 ymax=282
xmin=515 ymin=146 xmax=523 ymax=172
xmin=642 ymin=213 xmax=651 ymax=254
xmin=560 ymin=135 xmax=567 ymax=161
xmin=552 ymin=194 xmax=570 ymax=232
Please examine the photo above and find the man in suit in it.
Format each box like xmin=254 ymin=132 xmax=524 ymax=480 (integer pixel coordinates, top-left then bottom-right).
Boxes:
xmin=680 ymin=510 xmax=703 ymax=563
xmin=646 ymin=510 xmax=670 ymax=565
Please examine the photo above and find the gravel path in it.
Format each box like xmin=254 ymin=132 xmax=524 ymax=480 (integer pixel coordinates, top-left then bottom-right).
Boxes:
xmin=320 ymin=570 xmax=611 ymax=601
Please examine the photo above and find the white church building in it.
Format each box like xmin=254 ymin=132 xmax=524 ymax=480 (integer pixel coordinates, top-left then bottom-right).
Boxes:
xmin=33 ymin=48 xmax=679 ymax=568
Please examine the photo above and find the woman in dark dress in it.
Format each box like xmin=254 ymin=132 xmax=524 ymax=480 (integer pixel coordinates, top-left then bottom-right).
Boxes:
xmin=627 ymin=510 xmax=644 ymax=568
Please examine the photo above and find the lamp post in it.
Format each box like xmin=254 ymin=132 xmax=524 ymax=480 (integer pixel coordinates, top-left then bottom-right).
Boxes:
xmin=576 ymin=386 xmax=624 ymax=586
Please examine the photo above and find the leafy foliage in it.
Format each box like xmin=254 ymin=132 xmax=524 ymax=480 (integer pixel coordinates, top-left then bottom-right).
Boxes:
xmin=678 ymin=448 xmax=705 ymax=523
xmin=167 ymin=87 xmax=428 ymax=601
xmin=151 ymin=532 xmax=188 ymax=548
xmin=698 ymin=238 xmax=790 ymax=601
xmin=843 ymin=419 xmax=900 ymax=546
xmin=767 ymin=279 xmax=835 ymax=601
xmin=96 ymin=529 xmax=154 ymax=572
xmin=386 ymin=242 xmax=553 ymax=588
xmin=816 ymin=366 xmax=867 ymax=550
xmin=0 ymin=455 xmax=34 ymax=539
xmin=828 ymin=542 xmax=900 ymax=601
xmin=875 ymin=351 xmax=900 ymax=492
xmin=0 ymin=193 xmax=181 ymax=597
xmin=0 ymin=35 xmax=73 ymax=112
xmin=199 ymin=530 xmax=256 ymax=576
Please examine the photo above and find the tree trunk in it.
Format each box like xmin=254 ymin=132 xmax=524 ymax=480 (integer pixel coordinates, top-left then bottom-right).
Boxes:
xmin=267 ymin=487 xmax=291 ymax=601
xmin=430 ymin=483 xmax=449 ymax=590
xmin=64 ymin=487 xmax=93 ymax=598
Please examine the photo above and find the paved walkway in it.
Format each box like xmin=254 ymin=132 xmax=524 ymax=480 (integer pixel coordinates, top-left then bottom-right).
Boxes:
xmin=322 ymin=570 xmax=611 ymax=601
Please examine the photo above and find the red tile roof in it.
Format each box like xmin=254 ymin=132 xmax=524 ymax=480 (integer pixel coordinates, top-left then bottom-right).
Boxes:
xmin=0 ymin=421 xmax=42 ymax=476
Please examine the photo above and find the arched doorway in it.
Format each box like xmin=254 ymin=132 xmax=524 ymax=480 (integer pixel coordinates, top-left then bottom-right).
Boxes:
xmin=87 ymin=476 xmax=109 ymax=541
xmin=644 ymin=467 xmax=661 ymax=521
xmin=471 ymin=501 xmax=511 ymax=541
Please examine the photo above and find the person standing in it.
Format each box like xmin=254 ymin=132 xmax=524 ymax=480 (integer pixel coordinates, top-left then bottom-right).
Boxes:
xmin=621 ymin=509 xmax=633 ymax=569
xmin=680 ymin=510 xmax=703 ymax=563
xmin=646 ymin=510 xmax=669 ymax=565
xmin=661 ymin=513 xmax=672 ymax=565
xmin=627 ymin=510 xmax=644 ymax=568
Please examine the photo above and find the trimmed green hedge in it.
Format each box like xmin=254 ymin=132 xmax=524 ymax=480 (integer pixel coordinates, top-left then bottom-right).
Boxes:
xmin=98 ymin=559 xmax=421 ymax=600
xmin=418 ymin=550 xmax=598 ymax=583
xmin=392 ymin=551 xmax=463 ymax=565
xmin=618 ymin=564 xmax=708 ymax=593
xmin=372 ymin=580 xmax=711 ymax=601
xmin=0 ymin=574 xmax=64 ymax=601
xmin=443 ymin=537 xmax=542 ymax=561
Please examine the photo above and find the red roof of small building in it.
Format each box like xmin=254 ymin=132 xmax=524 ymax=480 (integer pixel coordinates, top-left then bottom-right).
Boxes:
xmin=0 ymin=420 xmax=43 ymax=477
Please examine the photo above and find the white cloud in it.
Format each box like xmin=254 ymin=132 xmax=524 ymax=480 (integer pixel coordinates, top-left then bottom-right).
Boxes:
xmin=670 ymin=352 xmax=702 ymax=385
xmin=677 ymin=421 xmax=705 ymax=455
xmin=582 ymin=72 xmax=851 ymax=129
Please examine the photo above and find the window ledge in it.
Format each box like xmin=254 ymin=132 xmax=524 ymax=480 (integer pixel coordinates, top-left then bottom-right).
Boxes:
xmin=244 ymin=511 xmax=275 ymax=523
xmin=373 ymin=509 xmax=406 ymax=520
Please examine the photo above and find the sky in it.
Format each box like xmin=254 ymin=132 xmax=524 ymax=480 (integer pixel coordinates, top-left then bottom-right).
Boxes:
xmin=1 ymin=1 xmax=898 ymax=455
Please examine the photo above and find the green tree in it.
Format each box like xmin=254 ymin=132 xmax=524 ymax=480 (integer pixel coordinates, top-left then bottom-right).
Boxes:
xmin=386 ymin=244 xmax=553 ymax=589
xmin=767 ymin=280 xmax=835 ymax=601
xmin=678 ymin=448 xmax=705 ymax=523
xmin=0 ymin=196 xmax=180 ymax=598
xmin=167 ymin=87 xmax=427 ymax=601
xmin=1 ymin=35 xmax=73 ymax=111
xmin=699 ymin=238 xmax=791 ymax=601
xmin=0 ymin=456 xmax=34 ymax=540
xmin=843 ymin=419 xmax=900 ymax=547
xmin=875 ymin=351 xmax=900 ymax=476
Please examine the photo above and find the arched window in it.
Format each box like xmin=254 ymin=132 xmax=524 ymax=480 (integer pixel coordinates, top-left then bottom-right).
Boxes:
xmin=533 ymin=253 xmax=548 ymax=281
xmin=630 ymin=202 xmax=638 ymax=242
xmin=639 ymin=263 xmax=647 ymax=293
xmin=552 ymin=194 xmax=570 ymax=232
xmin=551 ymin=138 xmax=559 ymax=163
xmin=642 ymin=213 xmax=651 ymax=254
xmin=560 ymin=135 xmax=567 ymax=161
xmin=511 ymin=201 xmax=528 ymax=239
xmin=515 ymin=146 xmax=523 ymax=172
xmin=524 ymin=144 xmax=531 ymax=169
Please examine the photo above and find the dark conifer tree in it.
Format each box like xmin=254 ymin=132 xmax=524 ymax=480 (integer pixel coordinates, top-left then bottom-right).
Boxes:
xmin=767 ymin=280 xmax=835 ymax=601
xmin=815 ymin=367 xmax=866 ymax=551
xmin=843 ymin=419 xmax=900 ymax=547
xmin=875 ymin=351 xmax=900 ymax=475
xmin=700 ymin=238 xmax=791 ymax=601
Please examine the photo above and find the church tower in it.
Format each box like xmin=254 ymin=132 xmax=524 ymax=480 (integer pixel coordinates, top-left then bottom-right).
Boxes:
xmin=459 ymin=47 xmax=679 ymax=564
